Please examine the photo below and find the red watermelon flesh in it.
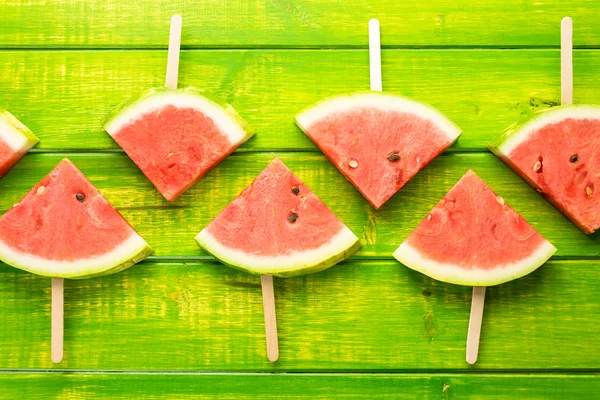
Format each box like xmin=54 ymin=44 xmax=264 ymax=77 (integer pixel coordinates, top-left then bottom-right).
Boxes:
xmin=489 ymin=105 xmax=600 ymax=234
xmin=296 ymin=92 xmax=462 ymax=209
xmin=393 ymin=170 xmax=556 ymax=286
xmin=0 ymin=159 xmax=152 ymax=278
xmin=196 ymin=158 xmax=361 ymax=277
xmin=104 ymin=88 xmax=253 ymax=202
xmin=0 ymin=139 xmax=24 ymax=178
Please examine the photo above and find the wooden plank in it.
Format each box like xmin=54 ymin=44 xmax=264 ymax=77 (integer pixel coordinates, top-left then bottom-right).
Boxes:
xmin=0 ymin=259 xmax=598 ymax=370
xmin=1 ymin=1 xmax=600 ymax=48
xmin=0 ymin=373 xmax=598 ymax=399
xmin=2 ymin=50 xmax=600 ymax=151
xmin=1 ymin=152 xmax=598 ymax=258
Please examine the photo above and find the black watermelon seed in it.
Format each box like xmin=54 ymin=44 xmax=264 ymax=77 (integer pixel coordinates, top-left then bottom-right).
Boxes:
xmin=76 ymin=193 xmax=85 ymax=202
xmin=570 ymin=154 xmax=579 ymax=163
xmin=388 ymin=153 xmax=401 ymax=162
xmin=292 ymin=186 xmax=300 ymax=195
xmin=288 ymin=213 xmax=298 ymax=223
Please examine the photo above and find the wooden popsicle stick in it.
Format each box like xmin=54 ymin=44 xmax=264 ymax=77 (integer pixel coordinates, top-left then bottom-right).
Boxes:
xmin=466 ymin=286 xmax=486 ymax=364
xmin=51 ymin=277 xmax=64 ymax=363
xmin=165 ymin=14 xmax=183 ymax=89
xmin=561 ymin=17 xmax=573 ymax=105
xmin=368 ymin=18 xmax=382 ymax=92
xmin=260 ymin=275 xmax=279 ymax=362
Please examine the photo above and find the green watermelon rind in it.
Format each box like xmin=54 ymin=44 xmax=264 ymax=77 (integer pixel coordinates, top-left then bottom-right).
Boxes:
xmin=393 ymin=239 xmax=556 ymax=286
xmin=103 ymin=86 xmax=255 ymax=145
xmin=195 ymin=227 xmax=361 ymax=278
xmin=295 ymin=91 xmax=462 ymax=146
xmin=0 ymin=233 xmax=153 ymax=279
xmin=0 ymin=110 xmax=40 ymax=150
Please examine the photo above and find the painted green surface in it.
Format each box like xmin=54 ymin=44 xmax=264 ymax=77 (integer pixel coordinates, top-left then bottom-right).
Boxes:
xmin=1 ymin=0 xmax=600 ymax=397
xmin=1 ymin=50 xmax=600 ymax=151
xmin=0 ymin=259 xmax=599 ymax=370
xmin=0 ymin=1 xmax=599 ymax=48
xmin=0 ymin=373 xmax=599 ymax=399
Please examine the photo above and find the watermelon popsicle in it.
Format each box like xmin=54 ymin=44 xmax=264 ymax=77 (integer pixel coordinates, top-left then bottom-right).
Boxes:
xmin=0 ymin=159 xmax=152 ymax=363
xmin=0 ymin=110 xmax=39 ymax=178
xmin=196 ymin=158 xmax=361 ymax=361
xmin=295 ymin=19 xmax=462 ymax=210
xmin=103 ymin=15 xmax=254 ymax=202
xmin=489 ymin=18 xmax=600 ymax=235
xmin=393 ymin=170 xmax=556 ymax=363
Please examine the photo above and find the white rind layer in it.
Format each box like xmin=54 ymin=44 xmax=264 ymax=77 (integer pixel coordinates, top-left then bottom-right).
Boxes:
xmin=296 ymin=92 xmax=462 ymax=143
xmin=104 ymin=91 xmax=249 ymax=145
xmin=497 ymin=105 xmax=600 ymax=155
xmin=393 ymin=240 xmax=556 ymax=286
xmin=196 ymin=226 xmax=359 ymax=276
xmin=0 ymin=233 xmax=150 ymax=279
xmin=0 ymin=118 xmax=30 ymax=151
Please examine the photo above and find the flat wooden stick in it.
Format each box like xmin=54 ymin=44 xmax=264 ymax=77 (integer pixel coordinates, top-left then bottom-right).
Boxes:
xmin=165 ymin=14 xmax=182 ymax=89
xmin=51 ymin=277 xmax=64 ymax=363
xmin=466 ymin=286 xmax=486 ymax=364
xmin=561 ymin=17 xmax=573 ymax=105
xmin=368 ymin=18 xmax=382 ymax=92
xmin=260 ymin=275 xmax=279 ymax=362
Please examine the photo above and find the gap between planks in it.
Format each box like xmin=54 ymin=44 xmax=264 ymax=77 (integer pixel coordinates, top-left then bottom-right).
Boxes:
xmin=0 ymin=369 xmax=599 ymax=376
xmin=2 ymin=45 xmax=600 ymax=51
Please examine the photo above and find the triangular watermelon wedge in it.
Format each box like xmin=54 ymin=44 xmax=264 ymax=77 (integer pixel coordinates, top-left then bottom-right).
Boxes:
xmin=296 ymin=92 xmax=462 ymax=209
xmin=489 ymin=105 xmax=600 ymax=234
xmin=104 ymin=87 xmax=254 ymax=202
xmin=0 ymin=159 xmax=152 ymax=279
xmin=196 ymin=158 xmax=361 ymax=277
xmin=393 ymin=170 xmax=556 ymax=286
xmin=0 ymin=110 xmax=39 ymax=178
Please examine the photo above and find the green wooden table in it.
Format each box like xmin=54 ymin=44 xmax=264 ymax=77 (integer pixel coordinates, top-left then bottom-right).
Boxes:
xmin=1 ymin=1 xmax=599 ymax=398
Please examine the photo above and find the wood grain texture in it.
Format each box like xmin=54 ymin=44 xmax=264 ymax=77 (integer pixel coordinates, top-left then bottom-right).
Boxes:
xmin=0 ymin=259 xmax=598 ymax=370
xmin=1 ymin=50 xmax=600 ymax=151
xmin=1 ymin=373 xmax=599 ymax=399
xmin=1 ymin=152 xmax=598 ymax=258
xmin=1 ymin=1 xmax=599 ymax=48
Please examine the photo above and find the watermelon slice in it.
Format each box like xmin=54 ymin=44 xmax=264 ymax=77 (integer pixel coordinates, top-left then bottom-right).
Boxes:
xmin=393 ymin=170 xmax=556 ymax=286
xmin=295 ymin=92 xmax=462 ymax=209
xmin=489 ymin=105 xmax=600 ymax=234
xmin=0 ymin=110 xmax=39 ymax=178
xmin=0 ymin=159 xmax=152 ymax=279
xmin=104 ymin=87 xmax=254 ymax=202
xmin=196 ymin=158 xmax=361 ymax=277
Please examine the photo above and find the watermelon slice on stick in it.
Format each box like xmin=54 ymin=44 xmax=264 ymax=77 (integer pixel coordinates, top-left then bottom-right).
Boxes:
xmin=104 ymin=15 xmax=254 ymax=202
xmin=0 ymin=110 xmax=39 ymax=179
xmin=393 ymin=170 xmax=556 ymax=363
xmin=196 ymin=158 xmax=361 ymax=361
xmin=489 ymin=18 xmax=600 ymax=235
xmin=0 ymin=159 xmax=152 ymax=362
xmin=295 ymin=21 xmax=461 ymax=210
